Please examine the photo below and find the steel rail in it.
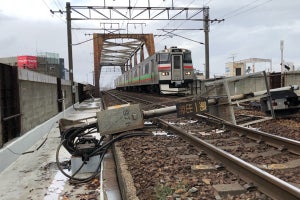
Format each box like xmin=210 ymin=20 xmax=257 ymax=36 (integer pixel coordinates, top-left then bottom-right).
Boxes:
xmin=102 ymin=91 xmax=130 ymax=105
xmin=155 ymin=118 xmax=300 ymax=200
xmin=195 ymin=114 xmax=300 ymax=155
xmin=109 ymin=91 xmax=155 ymax=105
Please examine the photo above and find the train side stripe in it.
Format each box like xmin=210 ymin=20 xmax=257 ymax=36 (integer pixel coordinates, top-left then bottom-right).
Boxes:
xmin=158 ymin=66 xmax=171 ymax=71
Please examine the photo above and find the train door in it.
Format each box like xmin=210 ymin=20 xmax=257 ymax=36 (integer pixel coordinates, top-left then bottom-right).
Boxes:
xmin=171 ymin=54 xmax=183 ymax=82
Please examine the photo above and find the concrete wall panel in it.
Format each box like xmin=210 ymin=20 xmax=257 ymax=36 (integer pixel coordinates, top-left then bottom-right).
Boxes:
xmin=232 ymin=76 xmax=267 ymax=96
xmin=61 ymin=84 xmax=72 ymax=108
xmin=194 ymin=74 xmax=270 ymax=97
xmin=18 ymin=69 xmax=56 ymax=84
xmin=19 ymin=80 xmax=57 ymax=134
xmin=285 ymin=71 xmax=300 ymax=85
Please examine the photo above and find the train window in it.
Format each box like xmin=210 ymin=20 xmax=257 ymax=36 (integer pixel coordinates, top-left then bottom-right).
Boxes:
xmin=145 ymin=63 xmax=149 ymax=74
xmin=183 ymin=52 xmax=192 ymax=63
xmin=151 ymin=59 xmax=154 ymax=72
xmin=158 ymin=53 xmax=170 ymax=64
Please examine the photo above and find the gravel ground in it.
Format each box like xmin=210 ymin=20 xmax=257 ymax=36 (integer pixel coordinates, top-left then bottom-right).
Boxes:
xmin=117 ymin=136 xmax=272 ymax=200
xmin=102 ymin=91 xmax=300 ymax=200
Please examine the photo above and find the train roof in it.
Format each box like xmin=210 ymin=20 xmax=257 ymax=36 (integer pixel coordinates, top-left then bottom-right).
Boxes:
xmin=156 ymin=46 xmax=191 ymax=54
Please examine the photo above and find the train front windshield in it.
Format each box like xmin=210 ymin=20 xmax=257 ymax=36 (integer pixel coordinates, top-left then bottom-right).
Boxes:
xmin=183 ymin=52 xmax=192 ymax=63
xmin=158 ymin=53 xmax=170 ymax=64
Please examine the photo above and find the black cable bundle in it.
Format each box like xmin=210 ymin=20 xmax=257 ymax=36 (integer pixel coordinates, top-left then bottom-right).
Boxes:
xmin=56 ymin=123 xmax=151 ymax=183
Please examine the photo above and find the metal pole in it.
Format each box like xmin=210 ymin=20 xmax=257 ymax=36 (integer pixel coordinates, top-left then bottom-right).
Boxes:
xmin=280 ymin=40 xmax=284 ymax=87
xmin=66 ymin=2 xmax=75 ymax=104
xmin=203 ymin=7 xmax=210 ymax=79
xmin=263 ymin=71 xmax=275 ymax=119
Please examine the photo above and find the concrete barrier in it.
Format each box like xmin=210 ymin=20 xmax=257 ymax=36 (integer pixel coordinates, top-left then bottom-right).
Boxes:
xmin=0 ymin=105 xmax=76 ymax=173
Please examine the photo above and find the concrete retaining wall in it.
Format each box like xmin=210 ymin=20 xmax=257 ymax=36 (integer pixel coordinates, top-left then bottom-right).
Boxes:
xmin=229 ymin=75 xmax=267 ymax=96
xmin=61 ymin=79 xmax=73 ymax=108
xmin=285 ymin=71 xmax=300 ymax=95
xmin=193 ymin=71 xmax=300 ymax=96
xmin=19 ymin=70 xmax=59 ymax=134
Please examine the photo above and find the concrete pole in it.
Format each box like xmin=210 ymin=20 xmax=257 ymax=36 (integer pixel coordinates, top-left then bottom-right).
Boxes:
xmin=263 ymin=71 xmax=275 ymax=119
xmin=66 ymin=2 xmax=75 ymax=104
xmin=203 ymin=7 xmax=210 ymax=79
xmin=280 ymin=40 xmax=284 ymax=87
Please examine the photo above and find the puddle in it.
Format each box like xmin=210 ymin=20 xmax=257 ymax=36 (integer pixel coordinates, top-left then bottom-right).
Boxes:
xmin=106 ymin=190 xmax=122 ymax=200
xmin=44 ymin=170 xmax=69 ymax=200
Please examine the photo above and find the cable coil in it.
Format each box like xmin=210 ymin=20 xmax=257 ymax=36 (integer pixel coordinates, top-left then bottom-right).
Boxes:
xmin=56 ymin=122 xmax=151 ymax=183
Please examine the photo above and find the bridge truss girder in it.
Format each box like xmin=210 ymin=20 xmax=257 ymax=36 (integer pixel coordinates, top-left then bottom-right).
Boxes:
xmin=93 ymin=33 xmax=155 ymax=96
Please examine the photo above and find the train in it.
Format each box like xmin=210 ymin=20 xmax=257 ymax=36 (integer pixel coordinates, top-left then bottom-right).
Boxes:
xmin=114 ymin=46 xmax=194 ymax=94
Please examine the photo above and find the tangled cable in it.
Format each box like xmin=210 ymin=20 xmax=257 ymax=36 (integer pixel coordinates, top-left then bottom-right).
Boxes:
xmin=56 ymin=122 xmax=151 ymax=183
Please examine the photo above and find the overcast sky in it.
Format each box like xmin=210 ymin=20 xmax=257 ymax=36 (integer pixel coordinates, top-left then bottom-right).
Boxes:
xmin=0 ymin=0 xmax=299 ymax=87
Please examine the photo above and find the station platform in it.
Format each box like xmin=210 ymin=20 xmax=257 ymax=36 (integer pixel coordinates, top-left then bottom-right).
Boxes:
xmin=0 ymin=99 xmax=121 ymax=200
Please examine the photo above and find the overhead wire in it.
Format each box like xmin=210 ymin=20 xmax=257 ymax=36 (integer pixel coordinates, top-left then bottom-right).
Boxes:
xmin=217 ymin=0 xmax=260 ymax=19
xmin=41 ymin=0 xmax=66 ymax=23
xmin=52 ymin=0 xmax=64 ymax=11
xmin=53 ymin=0 xmax=64 ymax=11
xmin=225 ymin=0 xmax=273 ymax=20
xmin=156 ymin=0 xmax=208 ymax=45
xmin=204 ymin=0 xmax=213 ymax=6
xmin=215 ymin=0 xmax=273 ymax=21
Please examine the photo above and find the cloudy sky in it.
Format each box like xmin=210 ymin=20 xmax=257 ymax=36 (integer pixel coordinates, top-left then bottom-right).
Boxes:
xmin=0 ymin=0 xmax=299 ymax=88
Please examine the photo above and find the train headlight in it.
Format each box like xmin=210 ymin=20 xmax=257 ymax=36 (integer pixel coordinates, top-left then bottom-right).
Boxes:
xmin=185 ymin=72 xmax=191 ymax=76
xmin=162 ymin=72 xmax=170 ymax=76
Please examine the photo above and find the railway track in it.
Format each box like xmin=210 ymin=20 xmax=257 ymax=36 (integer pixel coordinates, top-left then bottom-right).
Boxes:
xmin=104 ymin=90 xmax=155 ymax=106
xmin=101 ymin=90 xmax=300 ymax=199
xmin=153 ymin=117 xmax=300 ymax=199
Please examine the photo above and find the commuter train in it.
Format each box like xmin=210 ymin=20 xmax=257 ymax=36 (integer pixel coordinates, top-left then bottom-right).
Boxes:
xmin=115 ymin=46 xmax=194 ymax=94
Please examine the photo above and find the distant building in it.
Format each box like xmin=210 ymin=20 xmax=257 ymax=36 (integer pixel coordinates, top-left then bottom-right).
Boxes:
xmin=59 ymin=58 xmax=65 ymax=79
xmin=225 ymin=58 xmax=272 ymax=77
xmin=36 ymin=52 xmax=60 ymax=77
xmin=64 ymin=68 xmax=70 ymax=80
xmin=0 ymin=52 xmax=68 ymax=79
xmin=225 ymin=62 xmax=245 ymax=77
xmin=17 ymin=56 xmax=37 ymax=69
